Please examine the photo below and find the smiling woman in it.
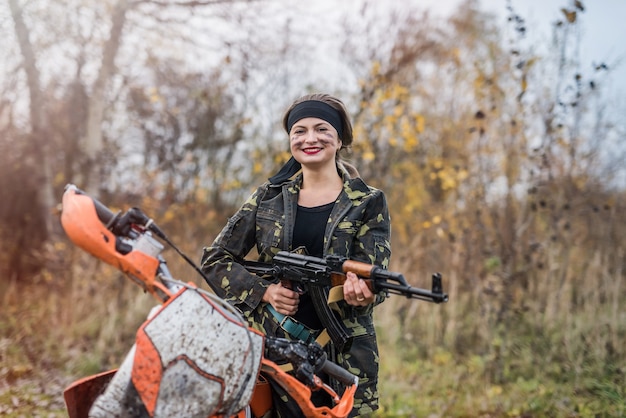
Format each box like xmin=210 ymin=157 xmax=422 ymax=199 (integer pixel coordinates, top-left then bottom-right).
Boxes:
xmin=201 ymin=92 xmax=392 ymax=417
xmin=288 ymin=114 xmax=343 ymax=173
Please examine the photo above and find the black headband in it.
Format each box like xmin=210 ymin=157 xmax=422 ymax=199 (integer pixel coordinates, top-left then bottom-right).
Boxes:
xmin=286 ymin=100 xmax=343 ymax=138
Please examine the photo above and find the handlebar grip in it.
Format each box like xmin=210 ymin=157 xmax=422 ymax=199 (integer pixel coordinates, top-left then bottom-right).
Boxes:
xmin=68 ymin=184 xmax=116 ymax=225
xmin=321 ymin=359 xmax=358 ymax=387
xmin=91 ymin=196 xmax=116 ymax=225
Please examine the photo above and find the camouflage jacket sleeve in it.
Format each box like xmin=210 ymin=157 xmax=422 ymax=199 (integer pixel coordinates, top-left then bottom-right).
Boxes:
xmin=333 ymin=184 xmax=391 ymax=317
xmin=350 ymin=187 xmax=391 ymax=269
xmin=200 ymin=184 xmax=274 ymax=315
xmin=356 ymin=188 xmax=391 ymax=307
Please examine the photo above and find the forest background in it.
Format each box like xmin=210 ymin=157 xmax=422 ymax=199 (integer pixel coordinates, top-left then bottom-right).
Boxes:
xmin=1 ymin=0 xmax=624 ymax=416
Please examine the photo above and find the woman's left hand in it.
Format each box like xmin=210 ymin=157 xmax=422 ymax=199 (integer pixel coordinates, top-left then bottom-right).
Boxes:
xmin=343 ymin=271 xmax=375 ymax=306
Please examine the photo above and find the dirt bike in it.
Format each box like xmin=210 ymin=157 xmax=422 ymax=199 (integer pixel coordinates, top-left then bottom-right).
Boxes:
xmin=59 ymin=184 xmax=447 ymax=417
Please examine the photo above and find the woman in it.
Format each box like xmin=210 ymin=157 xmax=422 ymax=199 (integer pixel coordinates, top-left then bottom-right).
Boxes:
xmin=201 ymin=93 xmax=391 ymax=417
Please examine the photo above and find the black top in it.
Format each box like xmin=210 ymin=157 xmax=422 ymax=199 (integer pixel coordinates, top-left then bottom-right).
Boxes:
xmin=291 ymin=201 xmax=334 ymax=329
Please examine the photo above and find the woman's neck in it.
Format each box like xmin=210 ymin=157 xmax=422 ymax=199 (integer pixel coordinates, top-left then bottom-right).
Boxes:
xmin=298 ymin=164 xmax=343 ymax=207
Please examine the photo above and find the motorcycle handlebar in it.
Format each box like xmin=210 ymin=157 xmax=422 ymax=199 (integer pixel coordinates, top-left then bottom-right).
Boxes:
xmin=65 ymin=184 xmax=166 ymax=240
xmin=321 ymin=358 xmax=358 ymax=387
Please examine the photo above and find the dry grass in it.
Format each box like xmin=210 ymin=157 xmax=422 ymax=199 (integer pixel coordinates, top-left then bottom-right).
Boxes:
xmin=1 ymin=188 xmax=624 ymax=417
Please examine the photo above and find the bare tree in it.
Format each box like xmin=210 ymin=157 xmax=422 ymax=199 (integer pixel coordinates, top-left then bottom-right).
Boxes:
xmin=82 ymin=0 xmax=131 ymax=195
xmin=7 ymin=0 xmax=54 ymax=237
xmin=0 ymin=0 xmax=267 ymax=279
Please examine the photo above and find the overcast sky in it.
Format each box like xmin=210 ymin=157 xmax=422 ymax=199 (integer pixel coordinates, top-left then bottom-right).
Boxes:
xmin=311 ymin=0 xmax=624 ymax=97
xmin=423 ymin=0 xmax=626 ymax=95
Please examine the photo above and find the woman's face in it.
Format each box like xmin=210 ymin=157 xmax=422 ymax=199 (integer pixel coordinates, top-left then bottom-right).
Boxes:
xmin=289 ymin=117 xmax=342 ymax=168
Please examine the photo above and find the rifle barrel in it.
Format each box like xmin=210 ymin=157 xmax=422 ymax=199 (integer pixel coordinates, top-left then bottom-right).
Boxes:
xmin=377 ymin=281 xmax=448 ymax=303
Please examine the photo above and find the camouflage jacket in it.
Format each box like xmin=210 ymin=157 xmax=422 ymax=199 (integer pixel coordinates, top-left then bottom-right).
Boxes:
xmin=201 ymin=164 xmax=391 ymax=414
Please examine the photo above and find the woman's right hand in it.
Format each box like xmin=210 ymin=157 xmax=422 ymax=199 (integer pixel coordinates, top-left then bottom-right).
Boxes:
xmin=262 ymin=283 xmax=300 ymax=315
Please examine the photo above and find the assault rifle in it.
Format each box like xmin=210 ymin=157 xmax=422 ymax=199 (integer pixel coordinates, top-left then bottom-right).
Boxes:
xmin=243 ymin=251 xmax=448 ymax=349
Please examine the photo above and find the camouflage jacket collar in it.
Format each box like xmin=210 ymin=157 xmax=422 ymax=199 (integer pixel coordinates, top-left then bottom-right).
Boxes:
xmin=272 ymin=162 xmax=371 ymax=198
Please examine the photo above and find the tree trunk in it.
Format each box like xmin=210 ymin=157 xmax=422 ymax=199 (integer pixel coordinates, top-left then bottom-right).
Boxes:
xmin=8 ymin=0 xmax=55 ymax=240
xmin=82 ymin=0 xmax=130 ymax=196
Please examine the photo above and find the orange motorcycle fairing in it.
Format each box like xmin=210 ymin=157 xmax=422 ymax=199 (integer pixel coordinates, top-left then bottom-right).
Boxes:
xmin=248 ymin=374 xmax=273 ymax=417
xmin=63 ymin=369 xmax=117 ymax=418
xmin=60 ymin=187 xmax=171 ymax=302
xmin=64 ymin=369 xmax=273 ymax=418
xmin=260 ymin=358 xmax=357 ymax=418
xmin=131 ymin=286 xmax=265 ymax=417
